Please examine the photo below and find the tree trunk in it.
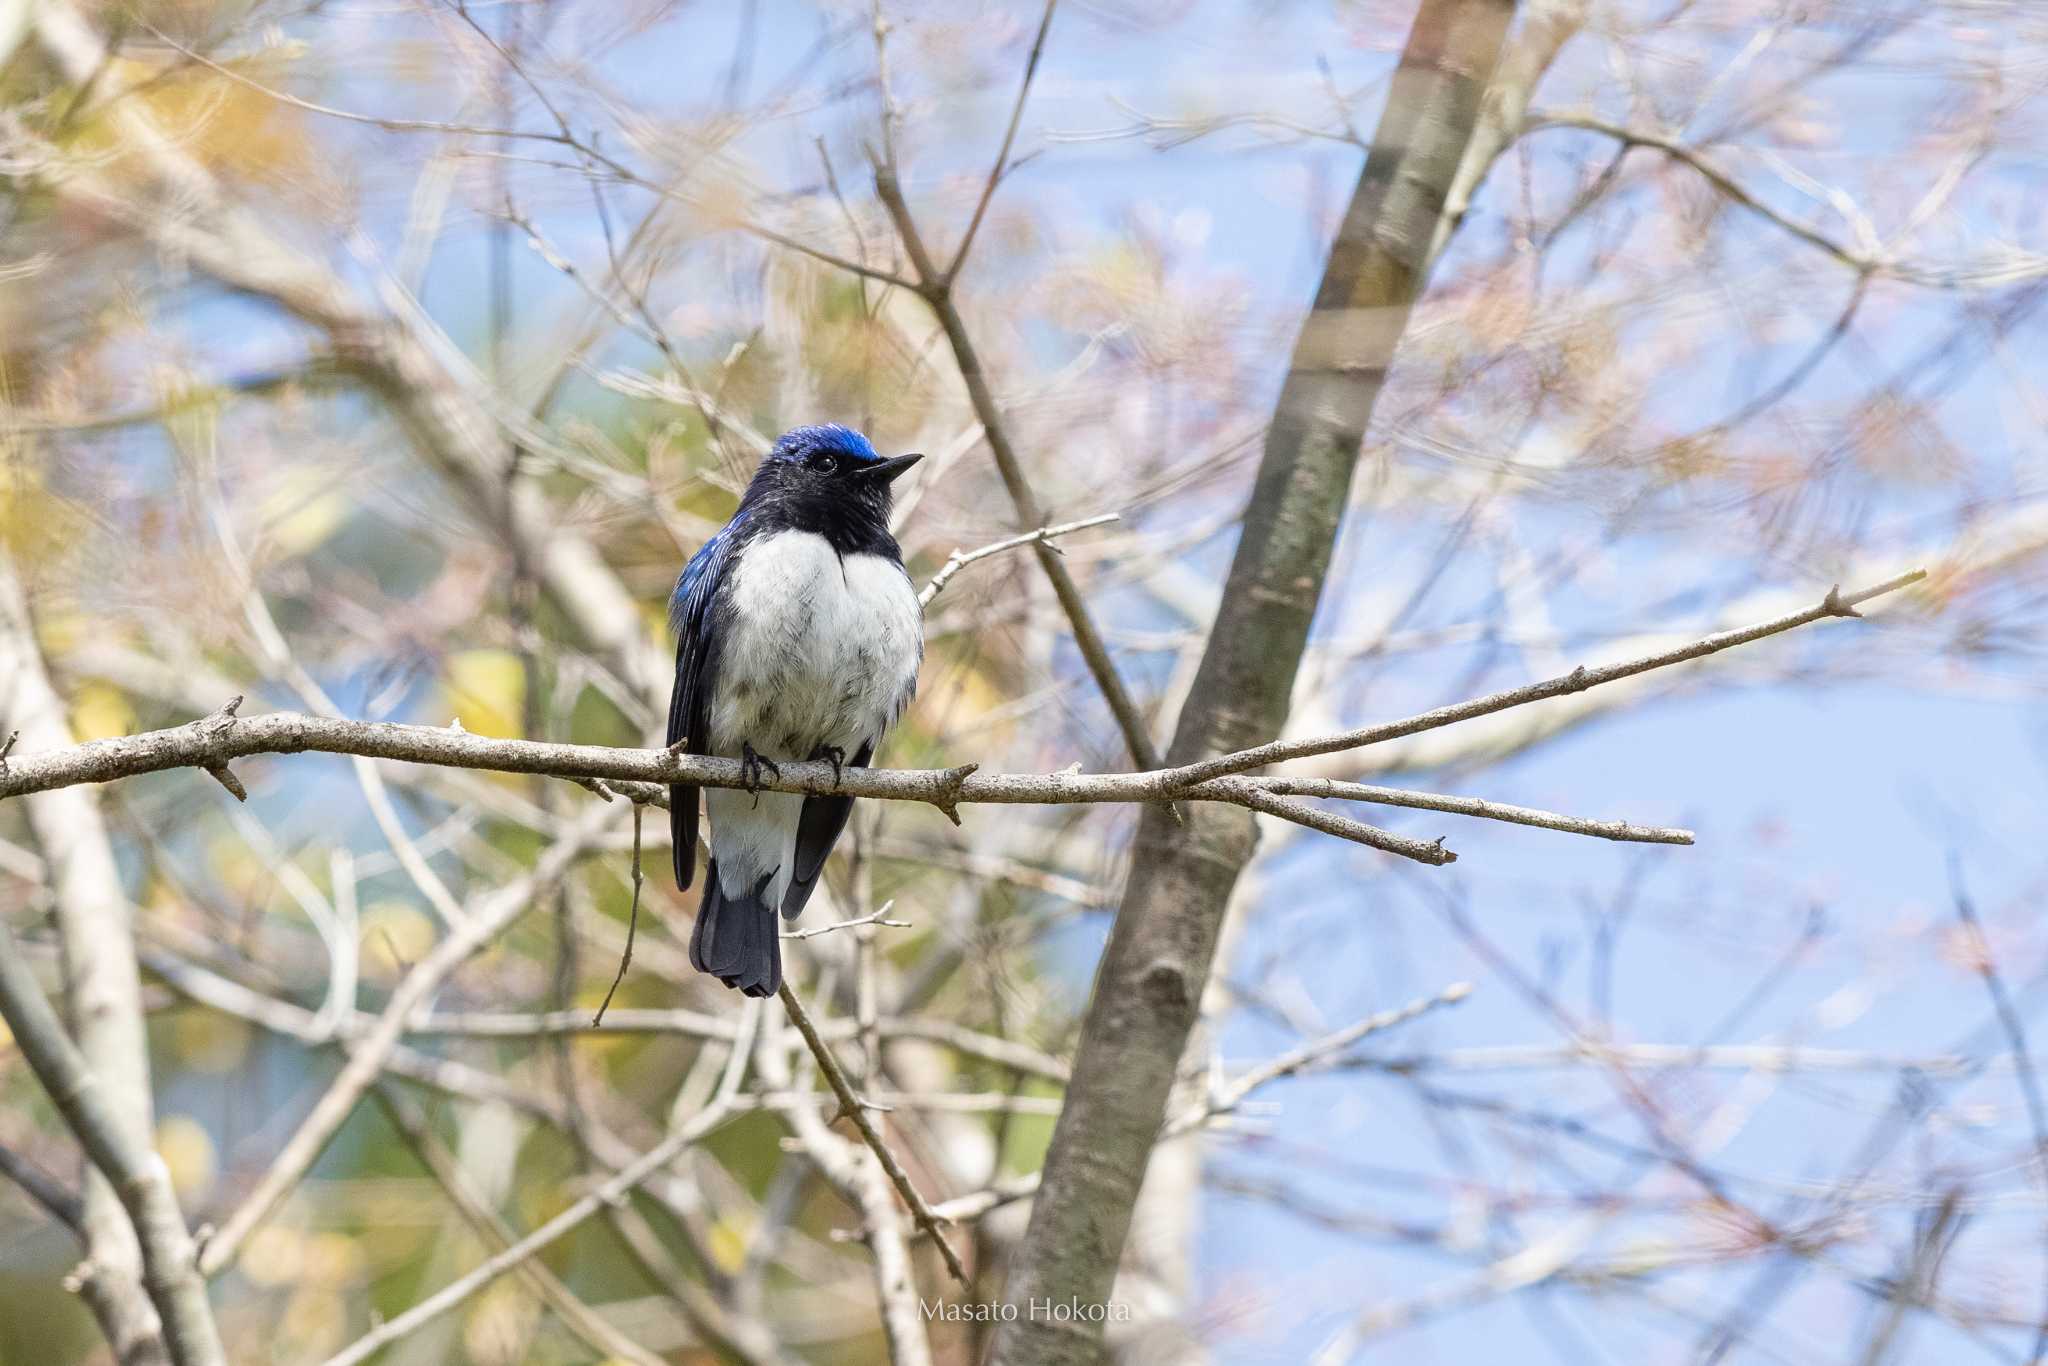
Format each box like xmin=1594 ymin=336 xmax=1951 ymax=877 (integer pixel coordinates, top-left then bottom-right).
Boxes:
xmin=988 ymin=4 xmax=1518 ymax=1361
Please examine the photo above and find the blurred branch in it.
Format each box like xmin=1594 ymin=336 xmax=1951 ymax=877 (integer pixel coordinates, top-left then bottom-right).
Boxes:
xmin=756 ymin=998 xmax=933 ymax=1366
xmin=368 ymin=1085 xmax=668 ymax=1366
xmin=0 ymin=552 xmax=169 ymax=1365
xmin=779 ymin=985 xmax=968 ymax=1284
xmin=0 ymin=1138 xmax=83 ymax=1232
xmin=947 ymin=0 xmax=1059 ymax=282
xmin=320 ymin=1006 xmax=758 ymax=1366
xmin=0 ymin=918 xmax=225 ymax=1366
xmin=1525 ymin=114 xmax=2048 ymax=290
xmin=194 ymin=805 xmax=617 ymax=1277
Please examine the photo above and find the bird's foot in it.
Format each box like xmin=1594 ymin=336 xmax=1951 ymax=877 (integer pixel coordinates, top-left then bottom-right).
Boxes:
xmin=740 ymin=742 xmax=782 ymax=807
xmin=819 ymin=746 xmax=848 ymax=787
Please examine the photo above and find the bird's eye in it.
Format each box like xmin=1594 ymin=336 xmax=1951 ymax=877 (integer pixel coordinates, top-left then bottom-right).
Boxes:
xmin=815 ymin=454 xmax=839 ymax=475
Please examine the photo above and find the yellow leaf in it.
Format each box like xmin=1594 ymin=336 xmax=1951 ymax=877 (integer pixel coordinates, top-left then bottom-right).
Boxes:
xmin=154 ymin=1115 xmax=217 ymax=1206
xmin=439 ymin=649 xmax=527 ymax=740
xmin=167 ymin=1011 xmax=250 ymax=1074
xmin=708 ymin=1214 xmax=753 ymax=1273
xmin=360 ymin=901 xmax=436 ymax=979
xmin=70 ymin=681 xmax=136 ymax=742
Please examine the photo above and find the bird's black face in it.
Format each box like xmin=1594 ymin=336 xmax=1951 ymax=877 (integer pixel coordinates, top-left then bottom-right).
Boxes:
xmin=745 ymin=425 xmax=922 ymax=551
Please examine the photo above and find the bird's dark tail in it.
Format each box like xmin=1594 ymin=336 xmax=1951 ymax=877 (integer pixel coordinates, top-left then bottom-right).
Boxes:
xmin=689 ymin=860 xmax=781 ymax=998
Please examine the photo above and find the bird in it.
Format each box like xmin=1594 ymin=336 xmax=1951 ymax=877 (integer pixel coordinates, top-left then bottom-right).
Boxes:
xmin=667 ymin=424 xmax=924 ymax=998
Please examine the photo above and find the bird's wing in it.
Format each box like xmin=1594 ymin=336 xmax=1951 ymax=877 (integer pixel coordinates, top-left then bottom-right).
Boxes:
xmin=782 ymin=739 xmax=873 ymax=920
xmin=668 ymin=518 xmax=744 ymax=889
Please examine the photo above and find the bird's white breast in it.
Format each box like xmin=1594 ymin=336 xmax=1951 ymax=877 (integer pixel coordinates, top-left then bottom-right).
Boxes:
xmin=708 ymin=529 xmax=921 ymax=760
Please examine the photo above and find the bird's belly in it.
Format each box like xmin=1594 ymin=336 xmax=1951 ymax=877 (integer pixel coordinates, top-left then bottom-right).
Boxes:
xmin=708 ymin=530 xmax=920 ymax=758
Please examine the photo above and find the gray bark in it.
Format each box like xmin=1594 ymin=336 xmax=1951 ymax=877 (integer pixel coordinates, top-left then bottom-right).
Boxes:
xmin=986 ymin=4 xmax=1519 ymax=1362
xmin=0 ymin=555 xmax=171 ymax=1365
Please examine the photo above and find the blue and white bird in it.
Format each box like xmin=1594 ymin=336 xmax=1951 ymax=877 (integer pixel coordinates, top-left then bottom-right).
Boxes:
xmin=668 ymin=424 xmax=924 ymax=998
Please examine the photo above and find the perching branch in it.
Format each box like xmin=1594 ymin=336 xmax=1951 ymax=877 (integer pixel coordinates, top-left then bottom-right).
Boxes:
xmin=0 ymin=573 xmax=1917 ymax=868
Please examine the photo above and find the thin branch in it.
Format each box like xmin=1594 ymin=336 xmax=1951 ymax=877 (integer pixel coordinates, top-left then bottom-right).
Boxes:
xmin=1949 ymin=858 xmax=2048 ymax=1364
xmin=1161 ymin=570 xmax=1925 ymax=787
xmin=1523 ymin=115 xmax=2048 ymax=291
xmin=1252 ymin=777 xmax=1693 ymax=844
xmin=1171 ymin=981 xmax=1475 ymax=1134
xmin=195 ymin=806 xmax=615 ymax=1277
xmin=945 ymin=0 xmax=1058 ymax=283
xmin=0 ymin=918 xmax=226 ymax=1366
xmin=871 ymin=163 xmax=1165 ymax=771
xmin=0 ymin=1138 xmax=84 ymax=1232
xmin=591 ymin=804 xmax=643 ymax=1026
xmin=319 ymin=1005 xmax=758 ymax=1366
xmin=782 ymin=904 xmax=912 ymax=940
xmin=919 ymin=513 xmax=1119 ymax=608
xmin=777 ymin=984 xmax=969 ymax=1285
xmin=1524 ymin=113 xmax=1880 ymax=275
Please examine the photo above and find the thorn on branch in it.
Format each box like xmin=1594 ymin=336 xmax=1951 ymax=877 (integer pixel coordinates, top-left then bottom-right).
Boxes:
xmin=0 ymin=730 xmax=16 ymax=772
xmin=932 ymin=762 xmax=978 ymax=826
xmin=1820 ymin=583 xmax=1862 ymax=619
xmin=666 ymin=735 xmax=690 ymax=755
xmin=203 ymin=764 xmax=248 ymax=801
xmin=1563 ymin=665 xmax=1591 ymax=693
xmin=200 ymin=694 xmax=243 ymax=736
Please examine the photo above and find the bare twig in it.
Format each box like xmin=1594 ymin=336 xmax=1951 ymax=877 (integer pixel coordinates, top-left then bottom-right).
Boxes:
xmin=946 ymin=0 xmax=1059 ymax=282
xmin=919 ymin=513 xmax=1119 ymax=608
xmin=782 ymin=903 xmax=912 ymax=940
xmin=591 ymin=804 xmax=644 ymax=1026
xmin=1169 ymin=981 xmax=1475 ymax=1135
xmin=1161 ymin=570 xmax=1925 ymax=787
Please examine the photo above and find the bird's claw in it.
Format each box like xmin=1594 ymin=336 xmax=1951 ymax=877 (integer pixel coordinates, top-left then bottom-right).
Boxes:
xmin=821 ymin=745 xmax=847 ymax=787
xmin=740 ymin=742 xmax=782 ymax=807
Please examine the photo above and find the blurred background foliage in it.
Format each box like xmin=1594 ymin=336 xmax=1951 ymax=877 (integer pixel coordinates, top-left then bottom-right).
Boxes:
xmin=3 ymin=0 xmax=2048 ymax=1362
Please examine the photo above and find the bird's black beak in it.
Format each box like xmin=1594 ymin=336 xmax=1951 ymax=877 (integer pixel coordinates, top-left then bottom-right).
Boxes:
xmin=859 ymin=452 xmax=924 ymax=485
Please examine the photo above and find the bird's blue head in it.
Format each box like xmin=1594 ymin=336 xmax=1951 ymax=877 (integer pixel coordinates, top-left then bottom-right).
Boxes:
xmin=739 ymin=424 xmax=923 ymax=551
xmin=769 ymin=423 xmax=883 ymax=469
